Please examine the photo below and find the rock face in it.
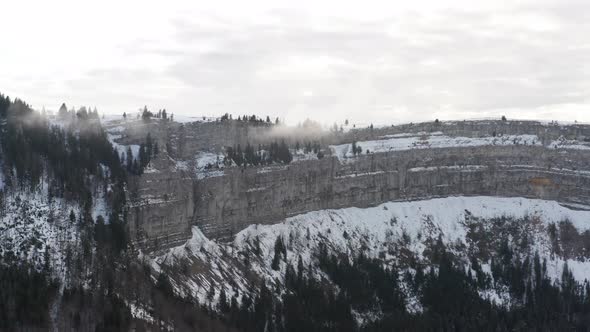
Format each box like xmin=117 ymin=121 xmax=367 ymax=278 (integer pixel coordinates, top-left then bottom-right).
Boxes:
xmin=194 ymin=145 xmax=590 ymax=240
xmin=127 ymin=170 xmax=195 ymax=251
xmin=117 ymin=119 xmax=590 ymax=253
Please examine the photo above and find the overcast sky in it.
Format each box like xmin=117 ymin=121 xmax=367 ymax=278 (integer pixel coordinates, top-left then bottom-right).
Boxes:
xmin=1 ymin=0 xmax=589 ymax=125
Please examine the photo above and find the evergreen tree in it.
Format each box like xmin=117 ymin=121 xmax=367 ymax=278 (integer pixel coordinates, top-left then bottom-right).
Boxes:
xmin=58 ymin=102 xmax=68 ymax=118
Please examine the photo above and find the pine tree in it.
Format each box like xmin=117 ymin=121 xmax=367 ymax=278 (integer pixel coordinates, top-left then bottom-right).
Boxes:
xmin=126 ymin=147 xmax=133 ymax=172
xmin=219 ymin=288 xmax=230 ymax=313
xmin=58 ymin=103 xmax=68 ymax=118
xmin=271 ymin=236 xmax=286 ymax=270
xmin=146 ymin=133 xmax=153 ymax=158
xmin=207 ymin=282 xmax=216 ymax=302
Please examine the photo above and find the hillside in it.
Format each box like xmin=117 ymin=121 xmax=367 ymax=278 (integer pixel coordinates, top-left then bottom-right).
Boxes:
xmin=1 ymin=93 xmax=590 ymax=330
xmin=151 ymin=196 xmax=590 ymax=330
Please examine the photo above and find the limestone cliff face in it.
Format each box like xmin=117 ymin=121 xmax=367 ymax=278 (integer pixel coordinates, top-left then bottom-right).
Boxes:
xmin=127 ymin=168 xmax=195 ymax=252
xmin=118 ymin=119 xmax=590 ymax=253
xmin=193 ymin=146 xmax=590 ymax=241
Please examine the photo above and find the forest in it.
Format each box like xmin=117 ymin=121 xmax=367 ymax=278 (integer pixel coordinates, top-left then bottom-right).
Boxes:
xmin=0 ymin=93 xmax=131 ymax=329
xmin=212 ymin=239 xmax=590 ymax=331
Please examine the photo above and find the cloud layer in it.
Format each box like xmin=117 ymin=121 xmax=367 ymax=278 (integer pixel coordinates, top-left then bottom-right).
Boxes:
xmin=1 ymin=0 xmax=588 ymax=125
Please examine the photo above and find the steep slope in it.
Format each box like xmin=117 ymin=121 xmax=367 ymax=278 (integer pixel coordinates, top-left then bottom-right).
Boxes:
xmin=151 ymin=196 xmax=590 ymax=329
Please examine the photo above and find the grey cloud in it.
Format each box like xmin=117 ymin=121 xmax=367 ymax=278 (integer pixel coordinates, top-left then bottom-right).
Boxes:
xmin=63 ymin=2 xmax=590 ymax=124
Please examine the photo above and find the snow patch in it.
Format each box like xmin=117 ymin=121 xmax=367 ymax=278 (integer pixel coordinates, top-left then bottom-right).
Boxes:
xmin=108 ymin=133 xmax=139 ymax=162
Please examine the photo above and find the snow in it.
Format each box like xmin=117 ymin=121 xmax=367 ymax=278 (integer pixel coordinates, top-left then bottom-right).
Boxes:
xmin=238 ymin=196 xmax=590 ymax=259
xmin=172 ymin=114 xmax=218 ymax=124
xmin=246 ymin=187 xmax=267 ymax=192
xmin=549 ymin=137 xmax=590 ymax=150
xmin=151 ymin=227 xmax=251 ymax=307
xmin=128 ymin=302 xmax=156 ymax=324
xmin=195 ymin=152 xmax=222 ymax=169
xmin=124 ymin=300 xmax=174 ymax=331
xmin=380 ymin=131 xmax=444 ymax=139
xmin=107 ymin=125 xmax=125 ymax=133
xmin=174 ymin=160 xmax=189 ymax=171
xmin=143 ymin=166 xmax=161 ymax=174
xmin=152 ymin=196 xmax=590 ymax=315
xmin=408 ymin=165 xmax=488 ymax=173
xmin=194 ymin=152 xmax=226 ymax=179
xmin=107 ymin=133 xmax=140 ymax=162
xmin=172 ymin=151 xmax=227 ymax=179
xmin=479 ymin=287 xmax=512 ymax=307
xmin=335 ymin=171 xmax=386 ymax=179
xmin=92 ymin=190 xmax=109 ymax=222
xmin=330 ymin=134 xmax=540 ymax=161
xmin=0 ymin=175 xmax=113 ymax=288
xmin=291 ymin=149 xmax=319 ymax=163
xmin=0 ymin=189 xmax=81 ymax=284
xmin=257 ymin=165 xmax=288 ymax=174
xmin=561 ymin=260 xmax=590 ymax=282
xmin=331 ymin=132 xmax=590 ymax=162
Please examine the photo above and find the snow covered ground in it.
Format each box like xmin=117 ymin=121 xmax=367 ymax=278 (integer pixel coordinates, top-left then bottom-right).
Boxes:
xmin=194 ymin=152 xmax=225 ymax=179
xmin=173 ymin=151 xmax=227 ymax=179
xmin=330 ymin=133 xmax=590 ymax=161
xmin=232 ymin=196 xmax=590 ymax=280
xmin=0 ymin=189 xmax=82 ymax=284
xmin=330 ymin=134 xmax=540 ymax=160
xmin=0 ymin=176 xmax=112 ymax=286
xmin=151 ymin=196 xmax=590 ymax=311
xmin=291 ymin=149 xmax=320 ymax=162
xmin=172 ymin=114 xmax=218 ymax=124
xmin=107 ymin=131 xmax=140 ymax=162
xmin=549 ymin=137 xmax=590 ymax=150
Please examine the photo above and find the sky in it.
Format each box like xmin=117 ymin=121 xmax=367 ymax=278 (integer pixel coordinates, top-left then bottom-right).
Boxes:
xmin=1 ymin=0 xmax=589 ymax=125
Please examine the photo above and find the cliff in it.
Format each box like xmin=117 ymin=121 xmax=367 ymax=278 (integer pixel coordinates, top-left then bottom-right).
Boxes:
xmin=110 ymin=118 xmax=590 ymax=253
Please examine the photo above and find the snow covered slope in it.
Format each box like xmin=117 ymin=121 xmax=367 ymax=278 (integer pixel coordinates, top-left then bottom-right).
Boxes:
xmin=150 ymin=196 xmax=590 ymax=310
xmin=0 ymin=190 xmax=81 ymax=283
xmin=0 ymin=183 xmax=111 ymax=285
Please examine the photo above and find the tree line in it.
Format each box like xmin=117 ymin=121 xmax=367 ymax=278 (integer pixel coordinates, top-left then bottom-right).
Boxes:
xmin=225 ymin=141 xmax=293 ymax=167
xmin=220 ymin=113 xmax=279 ymax=125
xmin=125 ymin=133 xmax=159 ymax=175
